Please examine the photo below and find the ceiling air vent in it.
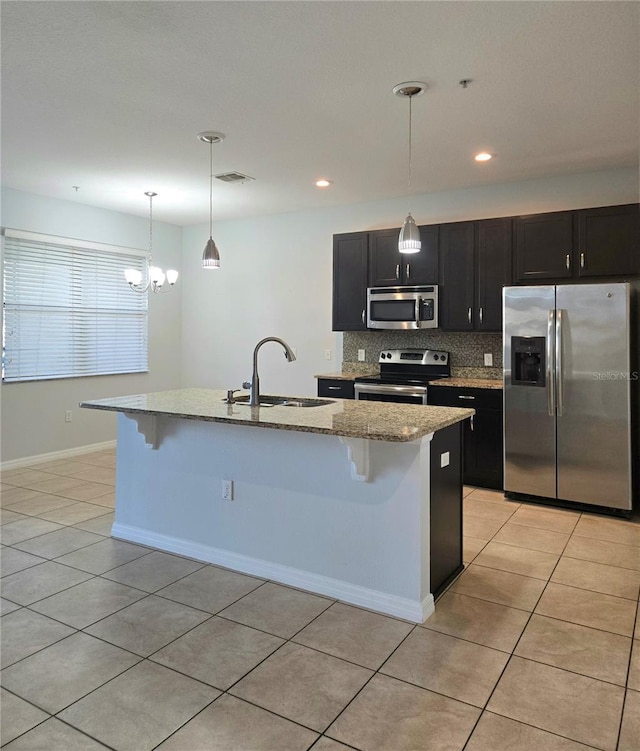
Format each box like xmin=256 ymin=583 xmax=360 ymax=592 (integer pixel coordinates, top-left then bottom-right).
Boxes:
xmin=215 ymin=172 xmax=255 ymax=183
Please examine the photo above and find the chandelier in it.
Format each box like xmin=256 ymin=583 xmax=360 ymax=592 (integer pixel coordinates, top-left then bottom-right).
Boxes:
xmin=125 ymin=192 xmax=178 ymax=294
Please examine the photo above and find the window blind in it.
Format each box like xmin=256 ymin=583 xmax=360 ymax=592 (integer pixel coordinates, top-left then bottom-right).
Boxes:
xmin=2 ymin=229 xmax=149 ymax=382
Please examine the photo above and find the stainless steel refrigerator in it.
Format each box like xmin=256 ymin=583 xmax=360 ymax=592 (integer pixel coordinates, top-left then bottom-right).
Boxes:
xmin=503 ymin=283 xmax=633 ymax=513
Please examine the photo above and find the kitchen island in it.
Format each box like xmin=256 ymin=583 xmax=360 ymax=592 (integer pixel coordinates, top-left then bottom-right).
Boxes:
xmin=80 ymin=389 xmax=473 ymax=622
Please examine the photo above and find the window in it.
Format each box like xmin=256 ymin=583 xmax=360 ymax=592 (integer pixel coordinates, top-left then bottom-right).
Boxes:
xmin=2 ymin=229 xmax=148 ymax=382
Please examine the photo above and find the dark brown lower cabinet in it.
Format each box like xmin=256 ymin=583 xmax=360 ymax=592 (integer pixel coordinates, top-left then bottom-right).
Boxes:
xmin=317 ymin=378 xmax=355 ymax=399
xmin=430 ymin=422 xmax=464 ymax=598
xmin=428 ymin=386 xmax=503 ymax=490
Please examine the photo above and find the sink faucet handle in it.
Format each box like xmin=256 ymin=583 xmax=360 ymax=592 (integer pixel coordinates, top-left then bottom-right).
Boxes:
xmin=242 ymin=381 xmax=251 ymax=390
xmin=225 ymin=389 xmax=241 ymax=404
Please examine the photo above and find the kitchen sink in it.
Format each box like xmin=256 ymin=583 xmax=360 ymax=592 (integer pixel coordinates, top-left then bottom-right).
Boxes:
xmin=229 ymin=395 xmax=335 ymax=408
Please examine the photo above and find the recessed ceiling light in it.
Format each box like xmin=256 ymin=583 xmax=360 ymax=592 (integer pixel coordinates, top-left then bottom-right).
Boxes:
xmin=474 ymin=152 xmax=493 ymax=162
xmin=315 ymin=179 xmax=333 ymax=188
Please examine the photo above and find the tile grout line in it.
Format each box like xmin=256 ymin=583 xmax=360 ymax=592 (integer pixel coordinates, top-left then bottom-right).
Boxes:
xmin=3 ymin=462 xmax=637 ymax=750
xmin=458 ymin=507 xmax=583 ymax=750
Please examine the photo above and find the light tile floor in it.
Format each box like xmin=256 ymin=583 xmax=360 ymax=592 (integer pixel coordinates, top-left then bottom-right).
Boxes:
xmin=1 ymin=450 xmax=639 ymax=750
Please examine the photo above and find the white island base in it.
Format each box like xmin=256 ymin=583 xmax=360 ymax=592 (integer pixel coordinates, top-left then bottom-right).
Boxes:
xmin=111 ymin=411 xmax=463 ymax=623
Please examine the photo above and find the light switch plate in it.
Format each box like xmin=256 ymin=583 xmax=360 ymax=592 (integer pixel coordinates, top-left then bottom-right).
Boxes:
xmin=484 ymin=353 xmax=493 ymax=367
xmin=440 ymin=451 xmax=450 ymax=468
xmin=358 ymin=349 xmax=366 ymax=361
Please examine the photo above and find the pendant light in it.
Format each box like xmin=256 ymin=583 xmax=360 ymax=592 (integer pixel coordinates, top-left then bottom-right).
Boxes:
xmin=197 ymin=131 xmax=225 ymax=269
xmin=125 ymin=192 xmax=178 ymax=294
xmin=393 ymin=81 xmax=427 ymax=254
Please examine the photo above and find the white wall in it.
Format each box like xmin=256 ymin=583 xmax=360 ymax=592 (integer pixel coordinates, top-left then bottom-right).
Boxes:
xmin=180 ymin=167 xmax=639 ymax=394
xmin=1 ymin=189 xmax=183 ymax=463
xmin=3 ymin=167 xmax=637 ymax=463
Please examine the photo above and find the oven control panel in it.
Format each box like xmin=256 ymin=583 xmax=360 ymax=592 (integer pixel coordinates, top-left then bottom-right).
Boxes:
xmin=378 ymin=349 xmax=448 ymax=365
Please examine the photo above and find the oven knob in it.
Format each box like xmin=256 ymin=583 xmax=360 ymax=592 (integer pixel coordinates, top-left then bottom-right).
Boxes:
xmin=433 ymin=354 xmax=439 ymax=360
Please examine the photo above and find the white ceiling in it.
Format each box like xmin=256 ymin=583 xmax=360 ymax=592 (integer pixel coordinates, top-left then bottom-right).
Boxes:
xmin=1 ymin=1 xmax=638 ymax=226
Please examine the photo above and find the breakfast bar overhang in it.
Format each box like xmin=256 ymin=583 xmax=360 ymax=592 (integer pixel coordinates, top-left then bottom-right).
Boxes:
xmin=81 ymin=389 xmax=473 ymax=623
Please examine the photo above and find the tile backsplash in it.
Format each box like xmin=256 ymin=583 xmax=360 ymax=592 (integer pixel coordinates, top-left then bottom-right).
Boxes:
xmin=343 ymin=330 xmax=503 ymax=379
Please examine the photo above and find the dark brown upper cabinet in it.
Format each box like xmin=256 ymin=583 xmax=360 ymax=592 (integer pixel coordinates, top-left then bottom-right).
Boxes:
xmin=332 ymin=232 xmax=368 ymax=331
xmin=439 ymin=222 xmax=475 ymax=330
xmin=439 ymin=218 xmax=512 ymax=331
xmin=576 ymin=204 xmax=640 ymax=277
xmin=368 ymin=225 xmax=439 ymax=287
xmin=514 ymin=204 xmax=639 ymax=283
xmin=514 ymin=211 xmax=573 ymax=282
xmin=476 ymin=218 xmax=513 ymax=331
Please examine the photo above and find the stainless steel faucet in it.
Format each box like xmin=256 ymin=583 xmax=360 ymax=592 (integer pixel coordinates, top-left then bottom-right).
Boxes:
xmin=243 ymin=337 xmax=296 ymax=406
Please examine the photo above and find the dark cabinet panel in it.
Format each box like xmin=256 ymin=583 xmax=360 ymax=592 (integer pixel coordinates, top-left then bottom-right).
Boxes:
xmin=368 ymin=226 xmax=439 ymax=287
xmin=429 ymin=423 xmax=463 ymax=598
xmin=476 ymin=218 xmax=512 ymax=331
xmin=514 ymin=211 xmax=573 ymax=282
xmin=577 ymin=204 xmax=640 ymax=277
xmin=332 ymin=233 xmax=368 ymax=331
xmin=428 ymin=386 xmax=503 ymax=490
xmin=471 ymin=409 xmax=504 ymax=488
xmin=514 ymin=205 xmax=640 ymax=283
xmin=439 ymin=219 xmax=511 ymax=332
xmin=317 ymin=378 xmax=354 ymax=399
xmin=439 ymin=222 xmax=475 ymax=330
xmin=407 ymin=224 xmax=439 ymax=284
xmin=368 ymin=229 xmax=403 ymax=286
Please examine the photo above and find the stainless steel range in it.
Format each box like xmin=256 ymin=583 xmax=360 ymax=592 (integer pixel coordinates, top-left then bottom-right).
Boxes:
xmin=354 ymin=349 xmax=450 ymax=405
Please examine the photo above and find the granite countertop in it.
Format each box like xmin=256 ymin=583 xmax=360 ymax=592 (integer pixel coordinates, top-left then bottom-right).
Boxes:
xmin=430 ymin=378 xmax=503 ymax=390
xmin=81 ymin=388 xmax=474 ymax=443
xmin=314 ymin=371 xmax=378 ymax=381
xmin=315 ymin=372 xmax=502 ymax=389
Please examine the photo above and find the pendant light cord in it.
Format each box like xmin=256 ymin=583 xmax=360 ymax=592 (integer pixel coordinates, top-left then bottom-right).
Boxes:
xmin=148 ymin=192 xmax=153 ymax=265
xmin=407 ymin=94 xmax=413 ymax=212
xmin=209 ymin=141 xmax=213 ymax=237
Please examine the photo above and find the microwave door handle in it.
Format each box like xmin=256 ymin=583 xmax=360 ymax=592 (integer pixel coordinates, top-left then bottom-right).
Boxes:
xmin=415 ymin=298 xmax=421 ymax=328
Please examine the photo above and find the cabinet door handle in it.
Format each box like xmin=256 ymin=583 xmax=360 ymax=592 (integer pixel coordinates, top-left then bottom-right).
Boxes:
xmin=470 ymin=415 xmax=474 ymax=431
xmin=395 ymin=264 xmax=400 ymax=279
xmin=566 ymin=254 xmax=571 ymax=270
xmin=327 ymin=386 xmax=342 ymax=391
xmin=458 ymin=395 xmax=476 ymax=400
xmin=468 ymin=307 xmax=472 ymax=324
xmin=580 ymin=252 xmax=585 ymax=269
xmin=361 ymin=309 xmax=366 ymax=325
xmin=406 ymin=263 xmax=410 ymax=279
xmin=479 ymin=307 xmax=484 ymax=324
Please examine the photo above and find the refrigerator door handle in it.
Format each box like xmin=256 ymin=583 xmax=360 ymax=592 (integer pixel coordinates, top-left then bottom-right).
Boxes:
xmin=547 ymin=309 xmax=555 ymax=416
xmin=556 ymin=308 xmax=563 ymax=417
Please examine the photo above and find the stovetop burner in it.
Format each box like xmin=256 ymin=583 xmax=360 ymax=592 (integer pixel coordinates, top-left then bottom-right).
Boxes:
xmin=355 ymin=348 xmax=450 ymax=386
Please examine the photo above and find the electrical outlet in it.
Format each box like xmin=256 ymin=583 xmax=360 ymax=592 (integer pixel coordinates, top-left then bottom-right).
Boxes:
xmin=222 ymin=479 xmax=234 ymax=501
xmin=440 ymin=451 xmax=450 ymax=468
xmin=484 ymin=353 xmax=493 ymax=367
xmin=65 ymin=410 xmax=72 ymax=423
xmin=358 ymin=349 xmax=366 ymax=362
xmin=324 ymin=348 xmax=332 ymax=360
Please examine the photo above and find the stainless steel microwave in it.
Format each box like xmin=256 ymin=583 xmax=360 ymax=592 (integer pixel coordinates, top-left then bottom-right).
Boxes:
xmin=367 ymin=285 xmax=438 ymax=330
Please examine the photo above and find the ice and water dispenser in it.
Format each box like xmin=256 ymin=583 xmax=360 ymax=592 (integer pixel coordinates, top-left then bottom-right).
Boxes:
xmin=511 ymin=337 xmax=546 ymax=386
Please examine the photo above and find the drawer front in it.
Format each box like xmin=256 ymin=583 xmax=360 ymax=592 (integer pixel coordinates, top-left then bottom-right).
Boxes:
xmin=317 ymin=378 xmax=355 ymax=399
xmin=428 ymin=385 xmax=502 ymax=410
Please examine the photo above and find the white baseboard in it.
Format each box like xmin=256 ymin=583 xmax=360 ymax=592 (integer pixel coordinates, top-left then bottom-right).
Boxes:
xmin=1 ymin=440 xmax=116 ymax=471
xmin=112 ymin=522 xmax=435 ymax=623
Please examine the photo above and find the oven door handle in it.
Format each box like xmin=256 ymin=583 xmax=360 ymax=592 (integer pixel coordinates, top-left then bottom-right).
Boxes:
xmin=354 ymin=383 xmax=427 ymax=397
